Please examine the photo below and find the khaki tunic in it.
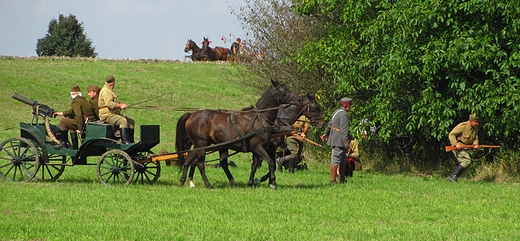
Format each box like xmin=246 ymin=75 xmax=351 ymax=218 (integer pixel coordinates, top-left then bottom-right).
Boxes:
xmin=89 ymin=95 xmax=100 ymax=121
xmin=347 ymin=139 xmax=359 ymax=159
xmin=449 ymin=121 xmax=479 ymax=145
xmin=98 ymin=85 xmax=134 ymax=128
xmin=61 ymin=96 xmax=94 ymax=132
xmin=98 ymin=86 xmax=121 ymax=119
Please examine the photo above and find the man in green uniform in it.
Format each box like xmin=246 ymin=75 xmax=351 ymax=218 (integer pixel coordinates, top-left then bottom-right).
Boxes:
xmin=98 ymin=75 xmax=135 ymax=144
xmin=277 ymin=115 xmax=310 ymax=174
xmin=447 ymin=114 xmax=480 ymax=182
xmin=53 ymin=85 xmax=95 ymax=149
xmin=87 ymin=85 xmax=101 ymax=121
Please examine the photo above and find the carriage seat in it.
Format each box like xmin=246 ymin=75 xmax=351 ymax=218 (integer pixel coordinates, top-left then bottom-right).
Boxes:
xmin=84 ymin=122 xmax=117 ymax=140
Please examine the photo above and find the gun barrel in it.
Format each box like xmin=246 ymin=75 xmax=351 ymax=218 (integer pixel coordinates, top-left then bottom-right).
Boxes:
xmin=12 ymin=93 xmax=37 ymax=106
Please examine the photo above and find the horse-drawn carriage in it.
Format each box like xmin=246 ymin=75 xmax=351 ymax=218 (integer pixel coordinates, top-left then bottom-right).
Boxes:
xmin=0 ymin=93 xmax=182 ymax=185
xmin=1 ymin=79 xmax=324 ymax=189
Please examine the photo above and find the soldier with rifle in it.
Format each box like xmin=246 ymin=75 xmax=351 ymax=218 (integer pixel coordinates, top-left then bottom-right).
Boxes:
xmin=447 ymin=114 xmax=480 ymax=182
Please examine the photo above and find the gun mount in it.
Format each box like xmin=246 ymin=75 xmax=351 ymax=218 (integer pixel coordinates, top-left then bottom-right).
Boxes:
xmin=12 ymin=93 xmax=55 ymax=124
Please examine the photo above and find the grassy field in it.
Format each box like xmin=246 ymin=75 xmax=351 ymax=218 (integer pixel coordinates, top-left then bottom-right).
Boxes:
xmin=1 ymin=57 xmax=519 ymax=241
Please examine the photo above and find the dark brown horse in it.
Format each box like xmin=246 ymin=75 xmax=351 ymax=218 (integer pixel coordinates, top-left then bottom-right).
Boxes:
xmin=184 ymin=39 xmax=209 ymax=61
xmin=176 ymin=79 xmax=302 ymax=189
xmin=186 ymin=93 xmax=325 ymax=188
xmin=248 ymin=93 xmax=325 ymax=186
xmin=202 ymin=37 xmax=230 ymax=61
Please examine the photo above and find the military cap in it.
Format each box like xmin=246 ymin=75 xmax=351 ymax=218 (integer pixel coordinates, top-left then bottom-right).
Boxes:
xmin=105 ymin=75 xmax=116 ymax=84
xmin=341 ymin=97 xmax=352 ymax=103
xmin=469 ymin=114 xmax=479 ymax=122
xmin=87 ymin=85 xmax=101 ymax=93
xmin=70 ymin=85 xmax=80 ymax=92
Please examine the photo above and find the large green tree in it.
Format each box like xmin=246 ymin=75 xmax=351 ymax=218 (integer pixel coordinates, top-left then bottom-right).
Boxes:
xmin=36 ymin=13 xmax=97 ymax=58
xmin=292 ymin=0 xmax=520 ymax=159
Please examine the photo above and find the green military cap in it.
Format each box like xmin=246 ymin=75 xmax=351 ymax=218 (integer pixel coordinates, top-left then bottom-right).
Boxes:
xmin=105 ymin=75 xmax=116 ymax=84
xmin=469 ymin=114 xmax=479 ymax=122
xmin=87 ymin=85 xmax=101 ymax=93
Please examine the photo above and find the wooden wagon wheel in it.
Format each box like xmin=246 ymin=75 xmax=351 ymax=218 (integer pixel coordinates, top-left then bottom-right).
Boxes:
xmin=0 ymin=137 xmax=40 ymax=182
xmin=45 ymin=116 xmax=60 ymax=145
xmin=132 ymin=151 xmax=161 ymax=184
xmin=97 ymin=149 xmax=135 ymax=185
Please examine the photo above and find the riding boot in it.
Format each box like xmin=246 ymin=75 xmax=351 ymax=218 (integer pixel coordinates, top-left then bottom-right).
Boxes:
xmin=447 ymin=164 xmax=465 ymax=183
xmin=70 ymin=132 xmax=79 ymax=150
xmin=330 ymin=165 xmax=338 ymax=184
xmin=288 ymin=158 xmax=295 ymax=174
xmin=129 ymin=128 xmax=135 ymax=143
xmin=120 ymin=128 xmax=132 ymax=144
xmin=339 ymin=160 xmax=347 ymax=183
xmin=54 ymin=130 xmax=69 ymax=149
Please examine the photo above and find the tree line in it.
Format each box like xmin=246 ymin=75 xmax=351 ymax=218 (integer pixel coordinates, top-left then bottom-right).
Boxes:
xmin=234 ymin=0 xmax=520 ymax=166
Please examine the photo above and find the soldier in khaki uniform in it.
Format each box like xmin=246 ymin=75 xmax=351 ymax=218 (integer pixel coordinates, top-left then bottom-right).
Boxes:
xmin=277 ymin=115 xmax=310 ymax=174
xmin=447 ymin=114 xmax=480 ymax=182
xmin=87 ymin=85 xmax=101 ymax=121
xmin=338 ymin=134 xmax=360 ymax=178
xmin=53 ymin=85 xmax=95 ymax=149
xmin=98 ymin=75 xmax=135 ymax=144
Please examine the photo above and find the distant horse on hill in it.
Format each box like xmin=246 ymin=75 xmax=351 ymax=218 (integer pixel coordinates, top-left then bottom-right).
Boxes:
xmin=202 ymin=37 xmax=229 ymax=61
xmin=184 ymin=39 xmax=209 ymax=61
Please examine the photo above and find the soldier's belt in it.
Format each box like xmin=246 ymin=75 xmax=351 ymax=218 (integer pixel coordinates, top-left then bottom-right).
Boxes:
xmin=331 ymin=126 xmax=340 ymax=131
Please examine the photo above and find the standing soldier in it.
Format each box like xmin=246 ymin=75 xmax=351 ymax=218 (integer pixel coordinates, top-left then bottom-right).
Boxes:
xmin=87 ymin=85 xmax=101 ymax=121
xmin=98 ymin=75 xmax=135 ymax=144
xmin=321 ymin=97 xmax=352 ymax=184
xmin=230 ymin=38 xmax=241 ymax=59
xmin=277 ymin=115 xmax=310 ymax=174
xmin=53 ymin=85 xmax=95 ymax=149
xmin=447 ymin=114 xmax=480 ymax=182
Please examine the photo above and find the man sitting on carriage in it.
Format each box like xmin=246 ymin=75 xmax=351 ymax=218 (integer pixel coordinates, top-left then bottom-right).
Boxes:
xmin=98 ymin=75 xmax=136 ymax=144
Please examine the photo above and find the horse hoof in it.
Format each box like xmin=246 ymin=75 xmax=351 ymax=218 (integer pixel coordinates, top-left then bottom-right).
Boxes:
xmin=253 ymin=179 xmax=260 ymax=186
xmin=189 ymin=180 xmax=196 ymax=188
xmin=230 ymin=179 xmax=238 ymax=187
xmin=269 ymin=184 xmax=277 ymax=190
xmin=206 ymin=185 xmax=215 ymax=189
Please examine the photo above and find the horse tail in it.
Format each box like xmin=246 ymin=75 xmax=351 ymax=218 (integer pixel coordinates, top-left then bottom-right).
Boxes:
xmin=176 ymin=112 xmax=193 ymax=169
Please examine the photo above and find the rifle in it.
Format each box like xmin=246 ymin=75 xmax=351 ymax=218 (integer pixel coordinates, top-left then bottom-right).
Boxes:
xmin=445 ymin=145 xmax=501 ymax=152
xmin=291 ymin=132 xmax=323 ymax=148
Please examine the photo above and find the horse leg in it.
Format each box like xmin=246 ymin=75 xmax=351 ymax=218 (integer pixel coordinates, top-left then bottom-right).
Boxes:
xmin=196 ymin=154 xmax=214 ymax=189
xmin=188 ymin=164 xmax=196 ymax=188
xmin=258 ymin=143 xmax=278 ymax=184
xmin=248 ymin=154 xmax=261 ymax=187
xmin=179 ymin=152 xmax=197 ymax=186
xmin=252 ymin=147 xmax=277 ymax=190
xmin=219 ymin=150 xmax=238 ymax=186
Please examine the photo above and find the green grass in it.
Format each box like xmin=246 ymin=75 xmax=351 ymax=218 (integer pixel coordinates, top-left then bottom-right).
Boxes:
xmin=1 ymin=57 xmax=519 ymax=241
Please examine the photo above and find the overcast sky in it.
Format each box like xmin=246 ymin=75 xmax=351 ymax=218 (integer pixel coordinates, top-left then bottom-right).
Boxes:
xmin=0 ymin=0 xmax=247 ymax=60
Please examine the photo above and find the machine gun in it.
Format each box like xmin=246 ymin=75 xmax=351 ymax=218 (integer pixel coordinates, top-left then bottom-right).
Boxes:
xmin=12 ymin=93 xmax=55 ymax=124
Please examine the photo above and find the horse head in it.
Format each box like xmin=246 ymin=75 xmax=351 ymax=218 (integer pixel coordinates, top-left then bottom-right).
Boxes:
xmin=202 ymin=37 xmax=210 ymax=53
xmin=276 ymin=93 xmax=325 ymax=128
xmin=302 ymin=93 xmax=325 ymax=128
xmin=184 ymin=39 xmax=196 ymax=52
xmin=270 ymin=78 xmax=303 ymax=107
